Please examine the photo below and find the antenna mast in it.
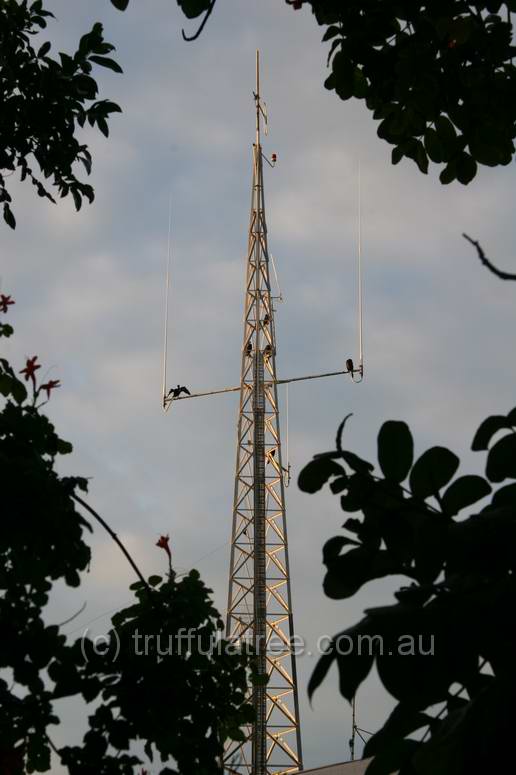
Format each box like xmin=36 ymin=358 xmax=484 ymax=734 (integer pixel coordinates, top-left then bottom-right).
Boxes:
xmin=224 ymin=50 xmax=303 ymax=775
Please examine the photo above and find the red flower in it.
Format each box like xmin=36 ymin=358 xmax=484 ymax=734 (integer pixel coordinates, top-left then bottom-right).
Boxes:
xmin=0 ymin=294 xmax=15 ymax=313
xmin=156 ymin=534 xmax=171 ymax=560
xmin=20 ymin=356 xmax=41 ymax=386
xmin=40 ymin=379 xmax=61 ymax=399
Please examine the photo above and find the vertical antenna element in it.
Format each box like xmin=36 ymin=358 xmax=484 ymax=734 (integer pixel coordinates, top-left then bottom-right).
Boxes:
xmin=357 ymin=162 xmax=364 ymax=375
xmin=162 ymin=191 xmax=173 ymax=409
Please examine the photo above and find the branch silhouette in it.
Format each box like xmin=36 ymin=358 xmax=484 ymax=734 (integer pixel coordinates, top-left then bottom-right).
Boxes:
xmin=73 ymin=494 xmax=149 ymax=588
xmin=463 ymin=233 xmax=516 ymax=281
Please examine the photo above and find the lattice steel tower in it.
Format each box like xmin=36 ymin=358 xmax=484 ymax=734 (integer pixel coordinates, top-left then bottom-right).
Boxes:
xmin=163 ymin=50 xmax=362 ymax=775
xmin=224 ymin=52 xmax=303 ymax=775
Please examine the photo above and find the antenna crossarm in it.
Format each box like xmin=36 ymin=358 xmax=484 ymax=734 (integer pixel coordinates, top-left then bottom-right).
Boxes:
xmin=163 ymin=367 xmax=358 ymax=408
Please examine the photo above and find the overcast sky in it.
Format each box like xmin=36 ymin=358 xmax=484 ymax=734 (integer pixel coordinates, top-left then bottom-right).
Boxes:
xmin=3 ymin=1 xmax=516 ymax=771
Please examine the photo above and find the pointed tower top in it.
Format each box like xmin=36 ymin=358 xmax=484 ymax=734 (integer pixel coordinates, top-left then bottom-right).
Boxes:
xmin=254 ymin=49 xmax=267 ymax=147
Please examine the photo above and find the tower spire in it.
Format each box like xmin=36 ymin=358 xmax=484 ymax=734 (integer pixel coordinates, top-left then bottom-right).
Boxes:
xmin=224 ymin=51 xmax=303 ymax=775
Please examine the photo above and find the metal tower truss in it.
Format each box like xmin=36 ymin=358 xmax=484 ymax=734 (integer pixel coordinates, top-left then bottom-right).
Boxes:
xmin=224 ymin=78 xmax=302 ymax=771
xmin=162 ymin=49 xmax=364 ymax=775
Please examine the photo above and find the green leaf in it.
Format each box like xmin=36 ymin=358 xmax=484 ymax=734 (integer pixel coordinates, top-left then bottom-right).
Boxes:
xmin=472 ymin=414 xmax=511 ymax=450
xmin=89 ymin=55 xmax=123 ymax=74
xmin=441 ymin=475 xmax=492 ymax=516
xmin=409 ymin=447 xmax=460 ymax=499
xmin=486 ymin=432 xmax=516 ymax=482
xmin=377 ymin=421 xmax=414 ymax=483
xmin=298 ymin=457 xmax=345 ymax=494
xmin=148 ymin=575 xmax=162 ymax=587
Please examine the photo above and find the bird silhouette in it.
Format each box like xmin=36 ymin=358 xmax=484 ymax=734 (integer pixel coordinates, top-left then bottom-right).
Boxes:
xmin=346 ymin=358 xmax=354 ymax=373
xmin=167 ymin=384 xmax=191 ymax=399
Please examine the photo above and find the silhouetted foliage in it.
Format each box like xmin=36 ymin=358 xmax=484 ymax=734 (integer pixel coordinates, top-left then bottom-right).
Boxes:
xmin=300 ymin=412 xmax=516 ymax=775
xmin=0 ymin=302 xmax=254 ymax=773
xmin=0 ymin=0 xmax=122 ymax=229
xmin=169 ymin=0 xmax=516 ymax=184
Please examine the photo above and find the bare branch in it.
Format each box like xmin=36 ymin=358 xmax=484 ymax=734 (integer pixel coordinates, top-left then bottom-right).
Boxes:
xmin=73 ymin=494 xmax=149 ymax=588
xmin=463 ymin=233 xmax=516 ymax=281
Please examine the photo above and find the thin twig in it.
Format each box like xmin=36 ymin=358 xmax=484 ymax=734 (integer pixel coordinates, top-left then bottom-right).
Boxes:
xmin=463 ymin=233 xmax=516 ymax=281
xmin=55 ymin=600 xmax=87 ymax=628
xmin=72 ymin=494 xmax=149 ymax=588
xmin=182 ymin=0 xmax=216 ymax=42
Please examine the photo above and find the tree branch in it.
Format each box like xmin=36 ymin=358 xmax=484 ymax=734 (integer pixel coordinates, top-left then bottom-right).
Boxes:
xmin=463 ymin=233 xmax=516 ymax=281
xmin=72 ymin=494 xmax=149 ymax=588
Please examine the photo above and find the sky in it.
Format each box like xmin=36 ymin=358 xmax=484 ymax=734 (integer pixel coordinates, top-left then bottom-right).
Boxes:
xmin=2 ymin=0 xmax=516 ymax=771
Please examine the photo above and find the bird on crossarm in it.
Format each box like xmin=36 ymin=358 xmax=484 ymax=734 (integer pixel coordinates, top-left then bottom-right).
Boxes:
xmin=167 ymin=384 xmax=191 ymax=400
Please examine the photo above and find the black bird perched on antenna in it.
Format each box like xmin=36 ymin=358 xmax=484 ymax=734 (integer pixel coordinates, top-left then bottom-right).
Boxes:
xmin=167 ymin=384 xmax=191 ymax=399
xmin=346 ymin=358 xmax=354 ymax=374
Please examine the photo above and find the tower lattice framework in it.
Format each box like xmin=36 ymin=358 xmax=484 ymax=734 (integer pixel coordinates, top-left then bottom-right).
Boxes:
xmin=224 ymin=53 xmax=303 ymax=775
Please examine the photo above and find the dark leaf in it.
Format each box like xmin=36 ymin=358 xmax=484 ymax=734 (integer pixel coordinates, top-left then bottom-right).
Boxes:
xmin=409 ymin=447 xmax=460 ymax=499
xmin=334 ymin=620 xmax=377 ymax=701
xmin=441 ymin=475 xmax=491 ymax=516
xmin=298 ymin=457 xmax=345 ymax=494
xmin=89 ymin=55 xmax=123 ymax=74
xmin=492 ymin=482 xmax=516 ymax=507
xmin=308 ymin=648 xmax=336 ymax=702
xmin=177 ymin=0 xmax=212 ymax=20
xmin=486 ymin=432 xmax=516 ymax=482
xmin=322 ymin=26 xmax=340 ymax=42
xmin=341 ymin=450 xmax=374 ymax=475
xmin=472 ymin=414 xmax=512 ymax=450
xmin=365 ymin=739 xmax=420 ymax=775
xmin=322 ymin=536 xmax=360 ymax=564
xmin=3 ymin=204 xmax=16 ymax=230
xmin=364 ymin=703 xmax=432 ymax=757
xmin=378 ymin=421 xmax=414 ymax=483
xmin=110 ymin=0 xmax=130 ymax=8
xmin=38 ymin=41 xmax=51 ymax=57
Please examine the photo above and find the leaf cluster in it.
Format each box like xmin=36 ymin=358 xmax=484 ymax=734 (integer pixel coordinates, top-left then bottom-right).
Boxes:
xmin=309 ymin=1 xmax=516 ymax=183
xmin=300 ymin=409 xmax=516 ymax=774
xmin=0 ymin=0 xmax=122 ymax=228
xmin=0 ymin=316 xmax=253 ymax=773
